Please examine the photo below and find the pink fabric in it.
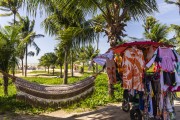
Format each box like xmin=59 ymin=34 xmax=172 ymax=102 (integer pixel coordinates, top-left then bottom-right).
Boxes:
xmin=159 ymin=47 xmax=175 ymax=72
xmin=169 ymin=86 xmax=180 ymax=92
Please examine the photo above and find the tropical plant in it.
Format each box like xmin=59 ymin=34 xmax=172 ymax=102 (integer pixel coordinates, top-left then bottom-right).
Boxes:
xmin=143 ymin=16 xmax=169 ymax=42
xmin=168 ymin=24 xmax=180 ymax=46
xmin=18 ymin=16 xmax=44 ymax=77
xmin=0 ymin=0 xmax=23 ymax=75
xmin=55 ymin=46 xmax=64 ymax=78
xmin=0 ymin=25 xmax=21 ymax=95
xmin=24 ymin=0 xmax=158 ymax=48
xmin=39 ymin=53 xmax=57 ymax=74
xmin=0 ymin=0 xmax=22 ymax=24
xmin=23 ymin=0 xmax=158 ymax=98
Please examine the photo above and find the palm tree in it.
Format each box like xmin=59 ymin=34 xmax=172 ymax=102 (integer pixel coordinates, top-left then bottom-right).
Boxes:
xmin=40 ymin=3 xmax=96 ymax=84
xmin=18 ymin=16 xmax=44 ymax=77
xmin=0 ymin=25 xmax=20 ymax=95
xmin=170 ymin=24 xmax=180 ymax=41
xmin=25 ymin=0 xmax=158 ymax=47
xmin=39 ymin=52 xmax=57 ymax=75
xmin=84 ymin=45 xmax=99 ymax=73
xmin=0 ymin=0 xmax=23 ymax=75
xmin=165 ymin=0 xmax=180 ymax=14
xmin=0 ymin=0 xmax=22 ymax=24
xmin=24 ymin=0 xmax=158 ymax=97
xmin=143 ymin=16 xmax=169 ymax=42
xmin=168 ymin=24 xmax=180 ymax=46
xmin=55 ymin=46 xmax=64 ymax=78
xmin=24 ymin=0 xmax=158 ymax=98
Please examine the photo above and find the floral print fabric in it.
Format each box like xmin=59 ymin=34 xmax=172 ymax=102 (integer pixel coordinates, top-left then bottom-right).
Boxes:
xmin=122 ymin=47 xmax=145 ymax=91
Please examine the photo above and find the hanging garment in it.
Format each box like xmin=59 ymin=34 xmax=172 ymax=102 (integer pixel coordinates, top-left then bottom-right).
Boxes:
xmin=114 ymin=54 xmax=123 ymax=73
xmin=163 ymin=71 xmax=176 ymax=86
xmin=122 ymin=47 xmax=145 ymax=91
xmin=106 ymin=59 xmax=117 ymax=84
xmin=146 ymin=47 xmax=177 ymax=92
xmin=173 ymin=50 xmax=180 ymax=87
xmin=159 ymin=47 xmax=176 ymax=72
xmin=146 ymin=47 xmax=176 ymax=72
xmin=93 ymin=50 xmax=114 ymax=66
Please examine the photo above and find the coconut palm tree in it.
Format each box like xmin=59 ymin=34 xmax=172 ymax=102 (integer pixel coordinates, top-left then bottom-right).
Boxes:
xmin=0 ymin=25 xmax=23 ymax=95
xmin=23 ymin=0 xmax=158 ymax=97
xmin=0 ymin=0 xmax=22 ymax=24
xmin=85 ymin=45 xmax=100 ymax=73
xmin=143 ymin=16 xmax=169 ymax=42
xmin=55 ymin=46 xmax=64 ymax=78
xmin=168 ymin=24 xmax=180 ymax=46
xmin=18 ymin=16 xmax=44 ymax=77
xmin=39 ymin=52 xmax=57 ymax=75
xmin=24 ymin=0 xmax=158 ymax=48
xmin=0 ymin=25 xmax=20 ymax=95
xmin=40 ymin=2 xmax=97 ymax=83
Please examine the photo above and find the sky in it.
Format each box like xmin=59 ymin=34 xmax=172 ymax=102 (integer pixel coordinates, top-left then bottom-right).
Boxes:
xmin=0 ymin=0 xmax=179 ymax=64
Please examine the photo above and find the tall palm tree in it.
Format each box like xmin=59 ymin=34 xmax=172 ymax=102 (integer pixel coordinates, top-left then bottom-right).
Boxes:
xmin=40 ymin=2 xmax=96 ymax=83
xmin=0 ymin=25 xmax=20 ymax=95
xmin=143 ymin=16 xmax=169 ymax=42
xmin=39 ymin=52 xmax=57 ymax=74
xmin=165 ymin=0 xmax=180 ymax=14
xmin=168 ymin=24 xmax=180 ymax=46
xmin=18 ymin=16 xmax=44 ymax=77
xmin=24 ymin=0 xmax=158 ymax=48
xmin=0 ymin=0 xmax=22 ymax=24
xmin=55 ymin=46 xmax=64 ymax=78
xmin=0 ymin=0 xmax=23 ymax=75
xmin=24 ymin=0 xmax=158 ymax=97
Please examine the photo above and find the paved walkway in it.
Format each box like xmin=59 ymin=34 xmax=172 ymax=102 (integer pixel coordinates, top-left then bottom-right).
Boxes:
xmin=1 ymin=101 xmax=180 ymax=120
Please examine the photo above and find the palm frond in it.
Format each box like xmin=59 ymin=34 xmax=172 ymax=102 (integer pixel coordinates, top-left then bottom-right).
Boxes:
xmin=0 ymin=7 xmax=10 ymax=11
xmin=0 ymin=12 xmax=13 ymax=17
xmin=27 ymin=51 xmax=35 ymax=56
xmin=31 ymin=42 xmax=40 ymax=55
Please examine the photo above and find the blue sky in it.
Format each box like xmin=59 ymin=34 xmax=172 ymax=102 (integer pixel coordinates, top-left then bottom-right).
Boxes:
xmin=0 ymin=0 xmax=179 ymax=64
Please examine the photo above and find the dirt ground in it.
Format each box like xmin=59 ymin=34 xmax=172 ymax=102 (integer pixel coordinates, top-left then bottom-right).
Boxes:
xmin=1 ymin=101 xmax=180 ymax=120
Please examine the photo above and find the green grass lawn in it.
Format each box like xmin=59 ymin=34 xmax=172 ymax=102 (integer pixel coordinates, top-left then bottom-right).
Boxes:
xmin=0 ymin=73 xmax=123 ymax=115
xmin=28 ymin=70 xmax=47 ymax=74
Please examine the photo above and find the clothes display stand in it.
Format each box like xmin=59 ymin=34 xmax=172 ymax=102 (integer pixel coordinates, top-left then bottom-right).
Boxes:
xmin=112 ymin=41 xmax=177 ymax=120
xmin=94 ymin=41 xmax=178 ymax=120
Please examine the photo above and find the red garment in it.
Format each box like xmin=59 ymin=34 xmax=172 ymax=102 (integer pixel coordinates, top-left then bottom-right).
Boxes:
xmin=106 ymin=59 xmax=117 ymax=84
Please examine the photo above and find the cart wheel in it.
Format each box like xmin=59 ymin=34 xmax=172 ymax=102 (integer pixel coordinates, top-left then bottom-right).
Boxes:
xmin=130 ymin=109 xmax=142 ymax=120
xmin=122 ymin=100 xmax=130 ymax=112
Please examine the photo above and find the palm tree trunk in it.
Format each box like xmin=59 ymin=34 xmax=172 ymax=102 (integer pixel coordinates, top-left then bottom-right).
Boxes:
xmin=53 ymin=67 xmax=55 ymax=75
xmin=63 ymin=48 xmax=68 ymax=84
xmin=3 ymin=75 xmax=8 ymax=96
xmin=48 ymin=66 xmax=49 ymax=74
xmin=82 ymin=62 xmax=84 ymax=74
xmin=71 ymin=51 xmax=73 ymax=77
xmin=96 ymin=34 xmax=99 ymax=73
xmin=14 ymin=13 xmax=16 ymax=25
xmin=21 ymin=59 xmax=24 ymax=76
xmin=60 ymin=65 xmax=63 ymax=78
xmin=12 ymin=56 xmax=15 ymax=76
xmin=25 ymin=43 xmax=28 ymax=77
